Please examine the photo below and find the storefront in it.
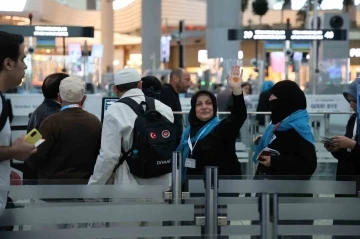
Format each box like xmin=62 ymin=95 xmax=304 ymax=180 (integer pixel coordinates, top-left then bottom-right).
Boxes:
xmin=0 ymin=24 xmax=95 ymax=89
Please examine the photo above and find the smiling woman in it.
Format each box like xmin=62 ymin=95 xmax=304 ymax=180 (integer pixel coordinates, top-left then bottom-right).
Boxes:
xmin=195 ymin=94 xmax=214 ymax=122
xmin=177 ymin=73 xmax=248 ymax=181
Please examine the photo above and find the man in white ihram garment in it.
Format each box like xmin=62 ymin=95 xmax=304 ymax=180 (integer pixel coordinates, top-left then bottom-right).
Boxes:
xmin=88 ymin=68 xmax=174 ymax=238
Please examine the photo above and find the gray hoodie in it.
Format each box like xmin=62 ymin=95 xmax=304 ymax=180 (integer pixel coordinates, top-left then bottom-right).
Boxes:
xmin=343 ymin=80 xmax=357 ymax=102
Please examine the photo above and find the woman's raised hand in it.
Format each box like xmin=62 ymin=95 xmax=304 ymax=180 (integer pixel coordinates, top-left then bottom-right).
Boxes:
xmin=227 ymin=65 xmax=243 ymax=95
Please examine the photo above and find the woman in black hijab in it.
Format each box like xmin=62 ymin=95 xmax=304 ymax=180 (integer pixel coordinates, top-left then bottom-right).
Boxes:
xmin=177 ymin=76 xmax=247 ymax=178
xmin=252 ymin=81 xmax=317 ymax=239
xmin=253 ymin=80 xmax=317 ymax=179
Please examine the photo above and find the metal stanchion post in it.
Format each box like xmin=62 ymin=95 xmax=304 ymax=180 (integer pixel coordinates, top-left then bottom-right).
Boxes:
xmin=248 ymin=114 xmax=257 ymax=177
xmin=172 ymin=151 xmax=182 ymax=206
xmin=259 ymin=193 xmax=275 ymax=239
xmin=248 ymin=115 xmax=255 ymax=147
xmin=248 ymin=123 xmax=255 ymax=177
xmin=260 ymin=193 xmax=267 ymax=239
xmin=324 ymin=113 xmax=330 ymax=133
xmin=204 ymin=167 xmax=219 ymax=238
xmin=248 ymin=148 xmax=254 ymax=179
xmin=170 ymin=151 xmax=182 ymax=239
xmin=315 ymin=121 xmax=320 ymax=141
xmin=265 ymin=114 xmax=270 ymax=127
xmin=272 ymin=194 xmax=279 ymax=238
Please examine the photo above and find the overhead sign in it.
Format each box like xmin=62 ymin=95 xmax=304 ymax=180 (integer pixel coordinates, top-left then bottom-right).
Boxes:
xmin=228 ymin=29 xmax=347 ymax=41
xmin=33 ymin=26 xmax=69 ymax=37
xmin=0 ymin=25 xmax=94 ymax=38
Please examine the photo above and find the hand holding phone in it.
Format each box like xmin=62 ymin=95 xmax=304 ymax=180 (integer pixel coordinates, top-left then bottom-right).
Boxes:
xmin=11 ymin=136 xmax=36 ymax=161
xmin=24 ymin=129 xmax=45 ymax=147
xmin=321 ymin=137 xmax=335 ymax=146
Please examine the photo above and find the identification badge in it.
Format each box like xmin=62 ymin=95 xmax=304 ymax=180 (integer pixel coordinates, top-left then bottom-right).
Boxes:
xmin=185 ymin=158 xmax=196 ymax=168
xmin=269 ymin=134 xmax=277 ymax=144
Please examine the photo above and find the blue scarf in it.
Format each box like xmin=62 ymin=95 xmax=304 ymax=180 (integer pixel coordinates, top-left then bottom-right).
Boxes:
xmin=177 ymin=117 xmax=221 ymax=182
xmin=252 ymin=109 xmax=314 ymax=163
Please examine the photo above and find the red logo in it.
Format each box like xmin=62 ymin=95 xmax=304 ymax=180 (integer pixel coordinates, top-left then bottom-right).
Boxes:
xmin=161 ymin=130 xmax=170 ymax=138
xmin=150 ymin=132 xmax=157 ymax=139
xmin=10 ymin=171 xmax=22 ymax=185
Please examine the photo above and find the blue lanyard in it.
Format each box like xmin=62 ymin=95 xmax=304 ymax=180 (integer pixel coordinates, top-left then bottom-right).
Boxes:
xmin=187 ymin=124 xmax=211 ymax=156
xmin=60 ymin=104 xmax=81 ymax=111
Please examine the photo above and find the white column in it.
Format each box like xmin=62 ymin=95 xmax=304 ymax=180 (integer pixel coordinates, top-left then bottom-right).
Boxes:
xmin=141 ymin=0 xmax=161 ymax=74
xmin=101 ymin=0 xmax=114 ymax=73
xmin=114 ymin=47 xmax=125 ymax=71
xmin=206 ymin=0 xmax=240 ymax=59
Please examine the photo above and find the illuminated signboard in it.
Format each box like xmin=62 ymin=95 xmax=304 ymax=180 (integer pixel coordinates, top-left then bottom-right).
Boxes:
xmin=228 ymin=29 xmax=347 ymax=41
xmin=33 ymin=26 xmax=69 ymax=37
xmin=0 ymin=25 xmax=94 ymax=38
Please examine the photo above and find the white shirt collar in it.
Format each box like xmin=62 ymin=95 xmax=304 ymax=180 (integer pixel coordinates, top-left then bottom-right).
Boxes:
xmin=120 ymin=88 xmax=144 ymax=99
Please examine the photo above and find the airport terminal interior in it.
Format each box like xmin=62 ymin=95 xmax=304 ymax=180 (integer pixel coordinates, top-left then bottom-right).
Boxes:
xmin=1 ymin=0 xmax=360 ymax=238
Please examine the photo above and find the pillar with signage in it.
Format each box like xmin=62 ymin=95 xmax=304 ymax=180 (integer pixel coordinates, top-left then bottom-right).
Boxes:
xmin=318 ymin=13 xmax=349 ymax=60
xmin=317 ymin=13 xmax=350 ymax=86
xmin=101 ymin=0 xmax=114 ymax=73
xmin=207 ymin=0 xmax=240 ymax=59
xmin=141 ymin=0 xmax=161 ymax=74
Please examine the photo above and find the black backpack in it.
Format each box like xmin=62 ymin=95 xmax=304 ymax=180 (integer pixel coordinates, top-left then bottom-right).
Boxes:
xmin=114 ymin=96 xmax=176 ymax=178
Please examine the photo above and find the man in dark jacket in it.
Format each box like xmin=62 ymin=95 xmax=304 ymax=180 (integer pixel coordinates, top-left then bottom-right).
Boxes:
xmin=159 ymin=68 xmax=191 ymax=144
xmin=24 ymin=73 xmax=68 ymax=182
xmin=27 ymin=73 xmax=69 ymax=131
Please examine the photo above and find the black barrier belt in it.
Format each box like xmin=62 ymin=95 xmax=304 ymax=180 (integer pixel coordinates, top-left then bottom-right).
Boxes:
xmin=11 ymin=125 xmax=27 ymax=131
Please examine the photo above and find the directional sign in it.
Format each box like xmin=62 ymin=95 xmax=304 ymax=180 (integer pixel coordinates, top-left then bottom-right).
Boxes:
xmin=0 ymin=25 xmax=94 ymax=38
xmin=228 ymin=29 xmax=347 ymax=41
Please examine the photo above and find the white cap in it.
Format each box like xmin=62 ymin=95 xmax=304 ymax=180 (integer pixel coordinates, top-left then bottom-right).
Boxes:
xmin=59 ymin=76 xmax=85 ymax=102
xmin=114 ymin=68 xmax=141 ymax=85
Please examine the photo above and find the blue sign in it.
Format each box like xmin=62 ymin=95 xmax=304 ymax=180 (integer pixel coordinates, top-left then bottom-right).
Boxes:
xmin=291 ymin=41 xmax=311 ymax=51
xmin=265 ymin=41 xmax=284 ymax=51
xmin=36 ymin=37 xmax=56 ymax=49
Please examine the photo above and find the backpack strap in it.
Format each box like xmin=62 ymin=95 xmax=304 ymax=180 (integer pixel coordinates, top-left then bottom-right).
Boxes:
xmin=112 ymin=97 xmax=141 ymax=173
xmin=144 ymin=96 xmax=155 ymax=110
xmin=0 ymin=93 xmax=9 ymax=132
xmin=117 ymin=97 xmax=142 ymax=115
xmin=113 ymin=148 xmax=130 ymax=172
xmin=118 ymin=96 xmax=156 ymax=114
